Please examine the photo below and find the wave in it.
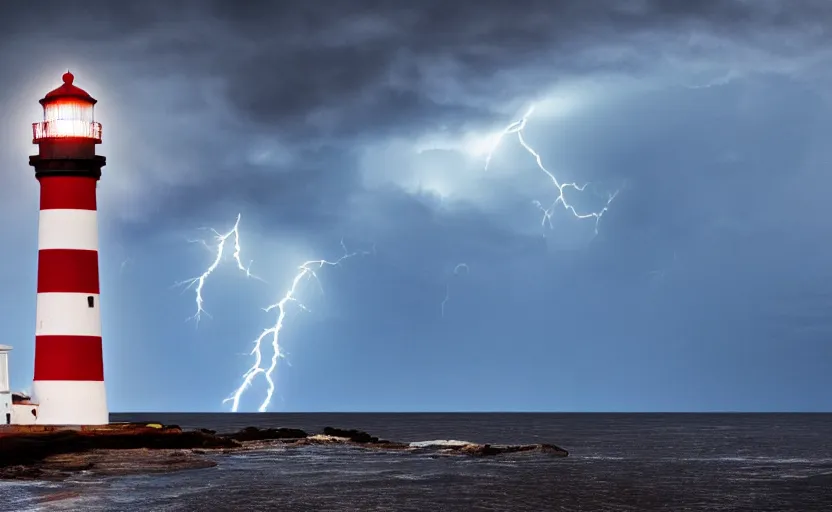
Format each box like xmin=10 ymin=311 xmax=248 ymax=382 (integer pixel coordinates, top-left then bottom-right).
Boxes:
xmin=408 ymin=440 xmax=475 ymax=448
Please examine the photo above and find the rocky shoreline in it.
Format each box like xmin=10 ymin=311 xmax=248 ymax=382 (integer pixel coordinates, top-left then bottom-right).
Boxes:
xmin=0 ymin=425 xmax=568 ymax=481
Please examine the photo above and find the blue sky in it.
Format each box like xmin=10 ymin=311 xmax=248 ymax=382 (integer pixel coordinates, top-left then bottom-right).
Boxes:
xmin=1 ymin=0 xmax=831 ymax=412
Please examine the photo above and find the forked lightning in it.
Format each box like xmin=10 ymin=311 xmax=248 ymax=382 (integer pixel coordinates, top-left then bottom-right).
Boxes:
xmin=177 ymin=213 xmax=259 ymax=324
xmin=180 ymin=213 xmax=367 ymax=412
xmin=182 ymin=102 xmax=617 ymax=409
xmin=485 ymin=105 xmax=618 ymax=233
xmin=225 ymin=241 xmax=368 ymax=412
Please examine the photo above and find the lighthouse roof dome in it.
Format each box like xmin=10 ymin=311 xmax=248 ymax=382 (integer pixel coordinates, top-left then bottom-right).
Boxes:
xmin=40 ymin=71 xmax=97 ymax=105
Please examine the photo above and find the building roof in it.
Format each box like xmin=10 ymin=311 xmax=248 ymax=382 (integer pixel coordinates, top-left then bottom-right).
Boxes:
xmin=0 ymin=345 xmax=12 ymax=351
xmin=40 ymin=71 xmax=97 ymax=105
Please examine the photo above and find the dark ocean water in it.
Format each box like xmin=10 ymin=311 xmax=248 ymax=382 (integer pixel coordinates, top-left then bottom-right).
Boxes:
xmin=0 ymin=413 xmax=830 ymax=511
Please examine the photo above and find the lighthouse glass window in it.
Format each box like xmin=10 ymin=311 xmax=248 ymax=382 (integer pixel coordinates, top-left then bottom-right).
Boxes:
xmin=42 ymin=100 xmax=95 ymax=138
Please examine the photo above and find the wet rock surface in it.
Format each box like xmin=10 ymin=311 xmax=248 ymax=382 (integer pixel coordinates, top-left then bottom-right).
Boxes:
xmin=1 ymin=449 xmax=218 ymax=481
xmin=0 ymin=429 xmax=236 ymax=466
xmin=0 ymin=425 xmax=567 ymax=480
xmin=221 ymin=426 xmax=308 ymax=442
xmin=454 ymin=442 xmax=568 ymax=457
xmin=321 ymin=427 xmax=382 ymax=443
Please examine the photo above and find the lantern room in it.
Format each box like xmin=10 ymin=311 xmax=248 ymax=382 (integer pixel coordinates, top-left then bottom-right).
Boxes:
xmin=32 ymin=71 xmax=102 ymax=144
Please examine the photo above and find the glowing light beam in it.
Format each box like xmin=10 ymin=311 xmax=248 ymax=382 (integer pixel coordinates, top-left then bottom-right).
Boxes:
xmin=484 ymin=105 xmax=618 ymax=234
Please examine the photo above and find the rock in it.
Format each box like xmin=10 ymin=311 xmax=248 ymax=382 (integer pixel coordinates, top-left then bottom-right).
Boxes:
xmin=293 ymin=434 xmax=409 ymax=450
xmin=457 ymin=443 xmax=569 ymax=457
xmin=0 ymin=424 xmax=567 ymax=481
xmin=0 ymin=465 xmax=46 ymax=480
xmin=222 ymin=426 xmax=308 ymax=442
xmin=0 ymin=429 xmax=238 ymax=468
xmin=321 ymin=427 xmax=378 ymax=443
xmin=539 ymin=444 xmax=569 ymax=456
xmin=407 ymin=440 xmax=568 ymax=457
xmin=0 ymin=447 xmax=218 ymax=481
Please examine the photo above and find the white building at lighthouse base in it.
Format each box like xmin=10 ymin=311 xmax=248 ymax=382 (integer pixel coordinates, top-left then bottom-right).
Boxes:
xmin=0 ymin=345 xmax=41 ymax=425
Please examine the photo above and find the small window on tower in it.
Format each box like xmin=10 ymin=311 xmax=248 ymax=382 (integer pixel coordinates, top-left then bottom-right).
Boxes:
xmin=87 ymin=296 xmax=94 ymax=308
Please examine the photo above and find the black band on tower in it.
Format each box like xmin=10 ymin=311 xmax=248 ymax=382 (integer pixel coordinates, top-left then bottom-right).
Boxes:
xmin=29 ymin=155 xmax=106 ymax=180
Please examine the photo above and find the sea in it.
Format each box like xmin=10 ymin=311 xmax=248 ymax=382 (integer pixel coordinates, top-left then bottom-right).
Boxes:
xmin=0 ymin=413 xmax=830 ymax=511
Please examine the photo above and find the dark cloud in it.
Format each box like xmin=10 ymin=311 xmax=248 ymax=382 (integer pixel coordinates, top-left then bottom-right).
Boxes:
xmin=1 ymin=0 xmax=830 ymax=233
xmin=7 ymin=0 xmax=826 ymax=141
xmin=133 ymin=148 xmax=363 ymax=236
xmin=198 ymin=0 xmax=831 ymax=136
xmin=3 ymin=0 xmax=832 ymax=412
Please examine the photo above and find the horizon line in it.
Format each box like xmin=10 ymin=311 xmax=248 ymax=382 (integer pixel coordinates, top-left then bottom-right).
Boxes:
xmin=109 ymin=411 xmax=832 ymax=415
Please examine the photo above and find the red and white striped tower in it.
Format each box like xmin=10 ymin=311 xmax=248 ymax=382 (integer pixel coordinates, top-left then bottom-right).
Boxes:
xmin=29 ymin=72 xmax=108 ymax=425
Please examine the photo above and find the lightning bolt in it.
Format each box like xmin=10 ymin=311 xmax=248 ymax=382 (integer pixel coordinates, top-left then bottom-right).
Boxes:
xmin=225 ymin=240 xmax=369 ymax=412
xmin=484 ymin=105 xmax=618 ymax=234
xmin=441 ymin=263 xmax=469 ymax=317
xmin=176 ymin=214 xmax=260 ymax=324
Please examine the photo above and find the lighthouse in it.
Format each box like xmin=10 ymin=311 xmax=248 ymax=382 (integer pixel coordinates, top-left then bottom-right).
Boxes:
xmin=28 ymin=72 xmax=108 ymax=425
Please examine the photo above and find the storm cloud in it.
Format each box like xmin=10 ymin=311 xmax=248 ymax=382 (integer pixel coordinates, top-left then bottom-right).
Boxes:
xmin=0 ymin=0 xmax=830 ymax=411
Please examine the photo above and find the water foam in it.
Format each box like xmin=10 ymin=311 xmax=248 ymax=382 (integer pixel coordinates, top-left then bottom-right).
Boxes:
xmin=409 ymin=440 xmax=474 ymax=448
